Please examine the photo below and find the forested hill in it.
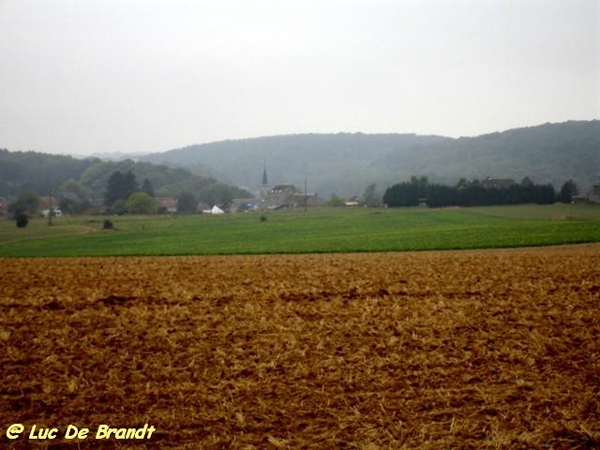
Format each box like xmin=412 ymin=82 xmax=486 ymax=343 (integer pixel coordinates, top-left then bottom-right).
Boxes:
xmin=141 ymin=120 xmax=599 ymax=197
xmin=0 ymin=150 xmax=251 ymax=201
xmin=3 ymin=120 xmax=598 ymax=201
xmin=141 ymin=133 xmax=447 ymax=196
xmin=376 ymin=120 xmax=600 ymax=190
xmin=0 ymin=149 xmax=98 ymax=197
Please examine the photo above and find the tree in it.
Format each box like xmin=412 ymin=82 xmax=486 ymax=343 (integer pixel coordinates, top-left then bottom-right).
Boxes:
xmin=8 ymin=192 xmax=40 ymax=227
xmin=410 ymin=176 xmax=428 ymax=195
xmin=105 ymin=170 xmax=139 ymax=206
xmin=59 ymin=179 xmax=90 ymax=214
xmin=560 ymin=180 xmax=579 ymax=203
xmin=520 ymin=176 xmax=534 ymax=187
xmin=105 ymin=171 xmax=124 ymax=206
xmin=123 ymin=171 xmax=139 ymax=197
xmin=383 ymin=181 xmax=419 ymax=207
xmin=362 ymin=183 xmax=380 ymax=207
xmin=126 ymin=192 xmax=157 ymax=214
xmin=142 ymin=178 xmax=155 ymax=198
xmin=60 ymin=179 xmax=89 ymax=198
xmin=177 ymin=192 xmax=197 ymax=214
xmin=198 ymin=183 xmax=234 ymax=211
xmin=328 ymin=194 xmax=346 ymax=207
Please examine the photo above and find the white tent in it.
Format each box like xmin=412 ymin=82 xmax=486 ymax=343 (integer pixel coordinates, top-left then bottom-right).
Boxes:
xmin=203 ymin=205 xmax=224 ymax=214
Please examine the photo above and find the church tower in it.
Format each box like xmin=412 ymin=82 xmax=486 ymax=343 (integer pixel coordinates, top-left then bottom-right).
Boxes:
xmin=259 ymin=164 xmax=271 ymax=207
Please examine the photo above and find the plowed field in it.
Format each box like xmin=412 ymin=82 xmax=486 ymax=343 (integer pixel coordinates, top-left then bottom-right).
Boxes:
xmin=1 ymin=245 xmax=599 ymax=449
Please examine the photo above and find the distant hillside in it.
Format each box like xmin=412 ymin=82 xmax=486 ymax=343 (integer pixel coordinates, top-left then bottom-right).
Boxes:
xmin=375 ymin=120 xmax=600 ymax=189
xmin=0 ymin=149 xmax=98 ymax=197
xmin=141 ymin=121 xmax=600 ymax=198
xmin=141 ymin=133 xmax=447 ymax=197
xmin=3 ymin=120 xmax=598 ymax=202
xmin=0 ymin=150 xmax=251 ymax=203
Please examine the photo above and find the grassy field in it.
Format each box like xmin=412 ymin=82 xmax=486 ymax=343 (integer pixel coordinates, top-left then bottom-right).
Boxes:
xmin=1 ymin=204 xmax=599 ymax=257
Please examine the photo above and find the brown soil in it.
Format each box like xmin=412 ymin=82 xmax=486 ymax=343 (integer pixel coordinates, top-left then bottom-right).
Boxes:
xmin=1 ymin=244 xmax=599 ymax=449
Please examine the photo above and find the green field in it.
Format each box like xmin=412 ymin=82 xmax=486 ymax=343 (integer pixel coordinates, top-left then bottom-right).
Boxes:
xmin=1 ymin=204 xmax=599 ymax=257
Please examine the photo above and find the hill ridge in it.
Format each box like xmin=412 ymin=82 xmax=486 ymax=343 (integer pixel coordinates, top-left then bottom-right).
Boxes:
xmin=140 ymin=120 xmax=599 ymax=197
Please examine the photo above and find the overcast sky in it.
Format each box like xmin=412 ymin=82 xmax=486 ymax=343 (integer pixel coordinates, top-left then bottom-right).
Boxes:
xmin=1 ymin=0 xmax=598 ymax=156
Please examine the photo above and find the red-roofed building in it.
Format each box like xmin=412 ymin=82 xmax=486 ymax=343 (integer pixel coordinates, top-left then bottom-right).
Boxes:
xmin=156 ymin=196 xmax=177 ymax=213
xmin=39 ymin=195 xmax=60 ymax=209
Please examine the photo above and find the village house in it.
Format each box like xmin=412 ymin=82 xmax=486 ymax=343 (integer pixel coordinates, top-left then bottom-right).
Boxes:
xmin=42 ymin=209 xmax=62 ymax=218
xmin=344 ymin=196 xmax=360 ymax=207
xmin=39 ymin=195 xmax=61 ymax=217
xmin=265 ymin=185 xmax=301 ymax=209
xmin=583 ymin=182 xmax=600 ymax=204
xmin=155 ymin=196 xmax=177 ymax=213
xmin=40 ymin=195 xmax=60 ymax=210
xmin=263 ymin=184 xmax=317 ymax=210
xmin=197 ymin=202 xmax=211 ymax=213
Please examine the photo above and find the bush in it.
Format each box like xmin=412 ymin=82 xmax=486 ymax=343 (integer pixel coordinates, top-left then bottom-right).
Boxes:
xmin=16 ymin=213 xmax=29 ymax=228
xmin=126 ymin=192 xmax=157 ymax=215
xmin=9 ymin=193 xmax=40 ymax=225
xmin=103 ymin=219 xmax=114 ymax=230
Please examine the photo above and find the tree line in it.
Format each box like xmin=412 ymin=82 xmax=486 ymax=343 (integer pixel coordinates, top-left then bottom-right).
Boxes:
xmin=0 ymin=149 xmax=252 ymax=206
xmin=103 ymin=170 xmax=249 ymax=215
xmin=383 ymin=176 xmax=578 ymax=207
xmin=7 ymin=167 xmax=253 ymax=227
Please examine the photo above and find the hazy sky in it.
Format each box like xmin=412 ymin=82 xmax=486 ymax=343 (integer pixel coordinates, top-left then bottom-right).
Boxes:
xmin=1 ymin=0 xmax=598 ymax=156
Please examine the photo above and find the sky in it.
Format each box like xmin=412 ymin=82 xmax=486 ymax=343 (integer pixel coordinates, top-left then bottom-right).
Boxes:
xmin=0 ymin=0 xmax=598 ymax=156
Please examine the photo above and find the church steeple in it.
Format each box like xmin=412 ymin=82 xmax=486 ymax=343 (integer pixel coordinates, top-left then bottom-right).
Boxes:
xmin=260 ymin=163 xmax=271 ymax=207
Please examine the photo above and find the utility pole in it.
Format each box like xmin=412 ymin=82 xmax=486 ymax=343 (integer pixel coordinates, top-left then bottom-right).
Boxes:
xmin=304 ymin=179 xmax=307 ymax=212
xmin=47 ymin=188 xmax=53 ymax=227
